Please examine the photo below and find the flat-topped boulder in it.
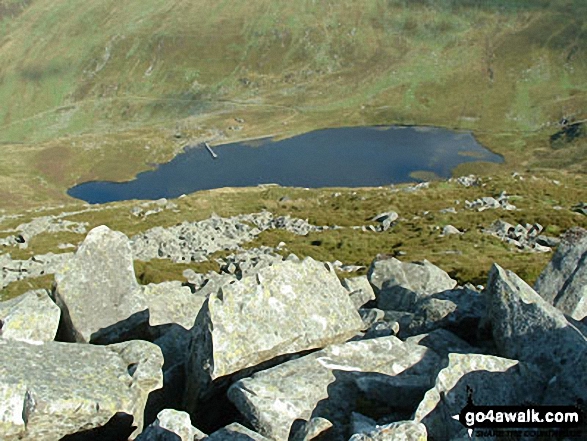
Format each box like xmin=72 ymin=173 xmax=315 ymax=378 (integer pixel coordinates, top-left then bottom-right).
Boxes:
xmin=0 ymin=289 xmax=60 ymax=344
xmin=228 ymin=336 xmax=441 ymax=440
xmin=185 ymin=257 xmax=364 ymax=412
xmin=0 ymin=339 xmax=163 ymax=440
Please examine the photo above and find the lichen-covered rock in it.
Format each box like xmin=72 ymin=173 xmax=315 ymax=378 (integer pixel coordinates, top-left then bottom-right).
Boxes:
xmin=367 ymin=257 xmax=456 ymax=312
xmin=342 ymin=275 xmax=376 ymax=309
xmin=206 ymin=423 xmax=269 ymax=440
xmin=54 ymin=225 xmax=146 ymax=343
xmin=228 ymin=336 xmax=441 ymax=440
xmin=136 ymin=409 xmax=206 ymax=441
xmin=185 ymin=257 xmax=364 ymax=411
xmin=349 ymin=420 xmax=427 ymax=441
xmin=534 ymin=227 xmax=587 ymax=320
xmin=0 ymin=339 xmax=163 ymax=440
xmin=487 ymin=264 xmax=587 ymax=378
xmin=0 ymin=290 xmax=60 ymax=343
xmin=414 ymin=353 xmax=543 ymax=440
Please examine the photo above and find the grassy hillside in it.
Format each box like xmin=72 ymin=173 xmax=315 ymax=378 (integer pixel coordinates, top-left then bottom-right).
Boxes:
xmin=0 ymin=0 xmax=585 ymax=208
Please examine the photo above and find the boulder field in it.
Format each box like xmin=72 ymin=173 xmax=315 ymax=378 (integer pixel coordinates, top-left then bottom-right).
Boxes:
xmin=0 ymin=225 xmax=586 ymax=440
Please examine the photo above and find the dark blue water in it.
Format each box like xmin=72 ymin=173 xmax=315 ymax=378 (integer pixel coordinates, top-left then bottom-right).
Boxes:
xmin=68 ymin=126 xmax=502 ymax=204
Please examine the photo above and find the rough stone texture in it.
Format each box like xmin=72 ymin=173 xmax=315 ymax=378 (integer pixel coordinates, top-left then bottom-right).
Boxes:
xmin=484 ymin=219 xmax=552 ymax=252
xmin=401 ymin=288 xmax=486 ymax=341
xmin=186 ymin=257 xmax=364 ymax=411
xmin=228 ymin=336 xmax=441 ymax=440
xmin=342 ymin=275 xmax=376 ymax=309
xmin=136 ymin=409 xmax=206 ymax=441
xmin=534 ymin=227 xmax=587 ymax=320
xmin=0 ymin=216 xmax=87 ymax=249
xmin=207 ymin=423 xmax=269 ymax=440
xmin=290 ymin=417 xmax=333 ymax=441
xmin=142 ymin=281 xmax=205 ymax=329
xmin=487 ymin=264 xmax=587 ymax=379
xmin=367 ymin=257 xmax=456 ymax=312
xmin=54 ymin=225 xmax=145 ymax=343
xmin=0 ymin=339 xmax=163 ymax=440
xmin=349 ymin=420 xmax=427 ymax=441
xmin=414 ymin=353 xmax=543 ymax=441
xmin=0 ymin=289 xmax=60 ymax=343
xmin=441 ymin=225 xmax=461 ymax=236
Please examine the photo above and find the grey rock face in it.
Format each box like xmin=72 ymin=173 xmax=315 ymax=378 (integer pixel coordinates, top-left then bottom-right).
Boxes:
xmin=137 ymin=409 xmax=206 ymax=441
xmin=441 ymin=225 xmax=461 ymax=236
xmin=342 ymin=275 xmax=376 ymax=309
xmin=290 ymin=417 xmax=333 ymax=441
xmin=368 ymin=257 xmax=456 ymax=312
xmin=54 ymin=225 xmax=146 ymax=343
xmin=534 ymin=227 xmax=587 ymax=320
xmin=0 ymin=289 xmax=60 ymax=343
xmin=414 ymin=353 xmax=543 ymax=440
xmin=207 ymin=423 xmax=269 ymax=440
xmin=185 ymin=257 xmax=364 ymax=412
xmin=349 ymin=420 xmax=427 ymax=441
xmin=405 ymin=329 xmax=481 ymax=357
xmin=0 ymin=339 xmax=163 ymax=440
xmin=142 ymin=281 xmax=205 ymax=329
xmin=487 ymin=264 xmax=587 ymax=379
xmin=228 ymin=336 xmax=441 ymax=440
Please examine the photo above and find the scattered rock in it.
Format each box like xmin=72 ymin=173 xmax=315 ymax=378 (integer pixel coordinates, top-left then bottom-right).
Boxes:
xmin=1 ymin=252 xmax=72 ymax=289
xmin=0 ymin=289 xmax=60 ymax=344
xmin=0 ymin=339 xmax=163 ymax=440
xmin=452 ymin=175 xmax=481 ymax=187
xmin=465 ymin=191 xmax=516 ymax=211
xmin=484 ymin=219 xmax=553 ymax=252
xmin=441 ymin=225 xmax=461 ymax=236
xmin=372 ymin=211 xmax=398 ymax=232
xmin=534 ymin=227 xmax=587 ymax=320
xmin=572 ymin=202 xmax=587 ymax=216
xmin=206 ymin=423 xmax=270 ymax=440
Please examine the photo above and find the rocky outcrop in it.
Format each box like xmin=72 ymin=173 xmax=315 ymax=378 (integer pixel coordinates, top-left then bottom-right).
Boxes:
xmin=1 ymin=252 xmax=72 ymax=289
xmin=54 ymin=226 xmax=207 ymax=343
xmin=484 ymin=219 xmax=555 ymax=252
xmin=534 ymin=227 xmax=587 ymax=320
xmin=465 ymin=191 xmax=516 ymax=211
xmin=227 ymin=336 xmax=441 ymax=440
xmin=0 ymin=216 xmax=87 ymax=248
xmin=0 ymin=289 xmax=60 ymax=343
xmin=368 ymin=256 xmax=457 ymax=312
xmin=0 ymin=339 xmax=163 ymax=440
xmin=185 ymin=257 xmax=364 ymax=412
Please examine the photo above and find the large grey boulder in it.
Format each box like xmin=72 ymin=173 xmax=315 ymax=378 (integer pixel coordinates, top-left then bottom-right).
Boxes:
xmin=414 ymin=353 xmax=544 ymax=440
xmin=534 ymin=227 xmax=587 ymax=320
xmin=367 ymin=257 xmax=456 ymax=312
xmin=185 ymin=257 xmax=364 ymax=412
xmin=405 ymin=329 xmax=481 ymax=357
xmin=227 ymin=336 xmax=441 ymax=440
xmin=0 ymin=339 xmax=163 ymax=440
xmin=137 ymin=409 xmax=206 ymax=441
xmin=54 ymin=226 xmax=208 ymax=343
xmin=487 ymin=264 xmax=587 ymax=379
xmin=0 ymin=289 xmax=60 ymax=343
xmin=349 ymin=420 xmax=427 ymax=441
xmin=54 ymin=225 xmax=146 ymax=343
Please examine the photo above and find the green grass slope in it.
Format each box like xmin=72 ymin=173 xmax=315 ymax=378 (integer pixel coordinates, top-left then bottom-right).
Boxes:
xmin=0 ymin=0 xmax=585 ymax=207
